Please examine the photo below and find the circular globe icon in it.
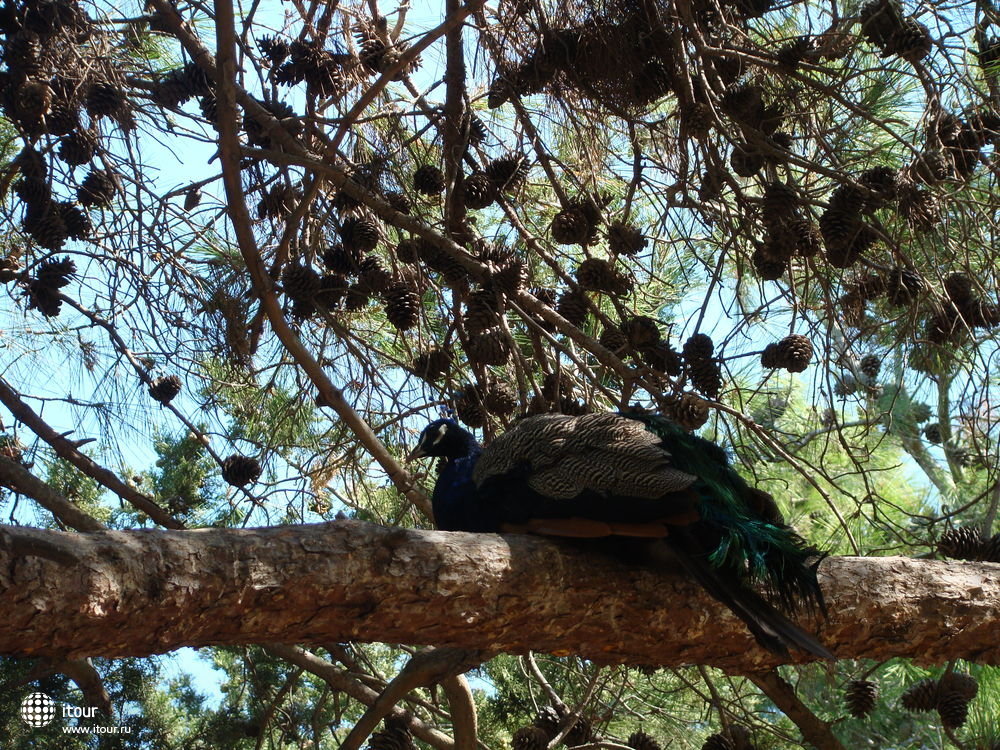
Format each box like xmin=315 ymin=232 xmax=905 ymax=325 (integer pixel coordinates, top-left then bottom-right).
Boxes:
xmin=20 ymin=692 xmax=56 ymax=727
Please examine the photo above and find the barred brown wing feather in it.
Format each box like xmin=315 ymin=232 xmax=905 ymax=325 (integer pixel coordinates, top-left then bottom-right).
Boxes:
xmin=473 ymin=413 xmax=698 ymax=501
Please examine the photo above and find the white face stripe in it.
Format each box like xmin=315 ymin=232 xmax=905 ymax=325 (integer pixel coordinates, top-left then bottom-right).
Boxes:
xmin=430 ymin=423 xmax=448 ymax=446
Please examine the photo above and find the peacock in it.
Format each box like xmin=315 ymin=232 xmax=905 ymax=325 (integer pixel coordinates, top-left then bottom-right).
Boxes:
xmin=408 ymin=411 xmax=833 ymax=659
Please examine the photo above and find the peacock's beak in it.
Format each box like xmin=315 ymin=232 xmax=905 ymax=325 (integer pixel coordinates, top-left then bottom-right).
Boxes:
xmin=405 ymin=445 xmax=427 ymax=462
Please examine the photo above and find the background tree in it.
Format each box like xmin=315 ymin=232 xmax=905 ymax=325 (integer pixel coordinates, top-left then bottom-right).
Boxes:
xmin=2 ymin=0 xmax=1000 ymax=746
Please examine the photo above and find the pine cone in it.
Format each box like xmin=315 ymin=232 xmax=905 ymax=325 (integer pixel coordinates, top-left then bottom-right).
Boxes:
xmin=461 ymin=173 xmax=496 ymax=209
xmin=776 ymin=36 xmax=811 ymax=70
xmin=937 ymin=527 xmax=984 ymax=560
xmin=26 ymin=282 xmax=63 ymax=316
xmin=14 ymin=176 xmax=51 ymax=207
xmin=720 ymin=84 xmax=763 ymax=124
xmin=57 ymin=129 xmax=97 ymax=166
xmin=901 ymin=678 xmax=939 ymax=712
xmin=551 ymin=208 xmax=593 ymax=245
xmin=944 ymin=272 xmax=974 ymax=304
xmin=890 ymin=18 xmax=932 ymax=62
xmin=485 ymin=154 xmax=529 ymax=192
xmin=860 ymin=354 xmax=881 ymax=379
xmin=822 ymin=215 xmax=872 ymax=268
xmin=257 ymin=35 xmax=290 ymax=65
xmin=242 ymin=99 xmax=301 ymax=148
xmin=980 ymin=533 xmax=1000 ymax=563
xmin=860 ymin=166 xmax=900 ymax=205
xmin=60 ymin=202 xmax=92 ymax=240
xmin=513 ymin=726 xmax=550 ymax=750
xmin=671 ymin=393 xmax=710 ymax=431
xmin=923 ymin=422 xmax=943 ymax=444
xmin=323 ymin=243 xmax=364 ymax=275
xmin=683 ymin=333 xmax=714 ymax=362
xmin=557 ymin=288 xmax=590 ymax=327
xmin=340 ymin=216 xmax=381 ymax=253
xmin=599 ymin=326 xmax=628 ymax=353
xmin=790 ymin=218 xmax=822 ymax=257
xmin=682 ymin=101 xmax=714 ymax=138
xmin=886 ymin=267 xmax=925 ymax=305
xmin=483 ymin=381 xmax=517 ymax=415
xmin=395 ymin=238 xmax=423 ymax=265
xmin=909 ymin=401 xmax=933 ymax=423
xmin=761 ymin=227 xmax=798 ymax=261
xmin=565 ymin=716 xmax=593 ymax=747
xmin=778 ymin=334 xmax=813 ymax=372
xmin=368 ymin=718 xmax=416 ymax=750
xmin=316 ymin=274 xmax=348 ymax=309
xmin=464 ymin=288 xmax=503 ymax=335
xmin=688 ymin=359 xmax=723 ymax=400
xmin=642 ymin=341 xmax=683 ymax=375
xmin=465 ymin=113 xmax=488 ymax=144
xmin=760 ymin=343 xmax=781 ymax=369
xmin=411 ymin=348 xmax=452 ymax=381
xmin=898 ymin=185 xmax=940 ymax=230
xmin=281 ymin=264 xmax=321 ymax=301
xmin=454 ymin=387 xmax=486 ymax=428
xmin=762 ymin=181 xmax=799 ymax=222
xmin=221 ymin=455 xmax=262 ymax=487
xmin=699 ymin=167 xmax=727 ymax=202
xmin=23 ymin=202 xmax=68 ymax=250
xmin=152 ymin=62 xmax=212 ymax=108
xmin=627 ymin=731 xmax=662 ymax=750
xmin=85 ymin=81 xmax=129 ymax=120
xmin=533 ymin=706 xmax=561 ymax=739
xmin=541 ymin=372 xmax=575 ymax=401
xmin=384 ymin=191 xmax=412 ymax=214
xmin=0 ymin=255 xmax=22 ymax=284
xmin=623 ymin=316 xmax=661 ymax=348
xmin=14 ymin=146 xmax=49 ymax=180
xmin=751 ymin=247 xmax=787 ymax=280
xmin=937 ymin=691 xmax=970 ymax=729
xmin=77 ymin=169 xmax=119 ymax=207
xmin=701 ymin=733 xmax=734 ymax=750
xmin=149 ymin=375 xmax=182 ymax=404
xmin=608 ymin=222 xmax=647 ymax=255
xmin=466 ymin=327 xmax=511 ymax=366
xmin=730 ymin=144 xmax=765 ymax=177
xmin=845 ymin=679 xmax=879 ymax=718
xmin=413 ymin=164 xmax=445 ymax=195
xmin=576 ymin=257 xmax=629 ymax=294
xmin=490 ymin=257 xmax=528 ymax=295
xmin=257 ymin=183 xmax=299 ymax=220
xmin=384 ymin=283 xmax=420 ymax=330
xmin=941 ymin=672 xmax=979 ymax=702
xmin=184 ymin=188 xmax=202 ymax=211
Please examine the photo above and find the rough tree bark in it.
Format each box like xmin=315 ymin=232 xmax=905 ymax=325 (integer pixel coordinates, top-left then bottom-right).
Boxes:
xmin=0 ymin=520 xmax=997 ymax=672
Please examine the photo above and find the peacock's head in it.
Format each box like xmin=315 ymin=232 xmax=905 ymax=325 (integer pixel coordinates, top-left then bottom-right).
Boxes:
xmin=406 ymin=419 xmax=478 ymax=461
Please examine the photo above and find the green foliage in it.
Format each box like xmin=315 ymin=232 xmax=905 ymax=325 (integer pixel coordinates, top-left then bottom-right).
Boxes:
xmin=43 ymin=457 xmax=110 ymax=525
xmin=146 ymin=429 xmax=219 ymax=520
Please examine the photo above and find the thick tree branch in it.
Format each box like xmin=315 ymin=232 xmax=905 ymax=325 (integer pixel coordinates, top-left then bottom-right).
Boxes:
xmin=210 ymin=0 xmax=431 ymax=519
xmin=0 ymin=377 xmax=181 ymax=529
xmin=1 ymin=521 xmax=999 ymax=672
xmin=339 ymin=647 xmax=484 ymax=750
xmin=0 ymin=456 xmax=106 ymax=532
xmin=747 ymin=669 xmax=844 ymax=750
xmin=263 ymin=643 xmax=456 ymax=750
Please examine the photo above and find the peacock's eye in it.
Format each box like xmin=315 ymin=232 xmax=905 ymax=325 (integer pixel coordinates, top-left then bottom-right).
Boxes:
xmin=430 ymin=423 xmax=448 ymax=446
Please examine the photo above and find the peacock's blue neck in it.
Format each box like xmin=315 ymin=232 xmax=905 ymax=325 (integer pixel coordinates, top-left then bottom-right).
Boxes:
xmin=432 ymin=442 xmax=497 ymax=532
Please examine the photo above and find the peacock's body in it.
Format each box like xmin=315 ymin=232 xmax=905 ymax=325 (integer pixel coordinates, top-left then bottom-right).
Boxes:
xmin=408 ymin=411 xmax=832 ymax=658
